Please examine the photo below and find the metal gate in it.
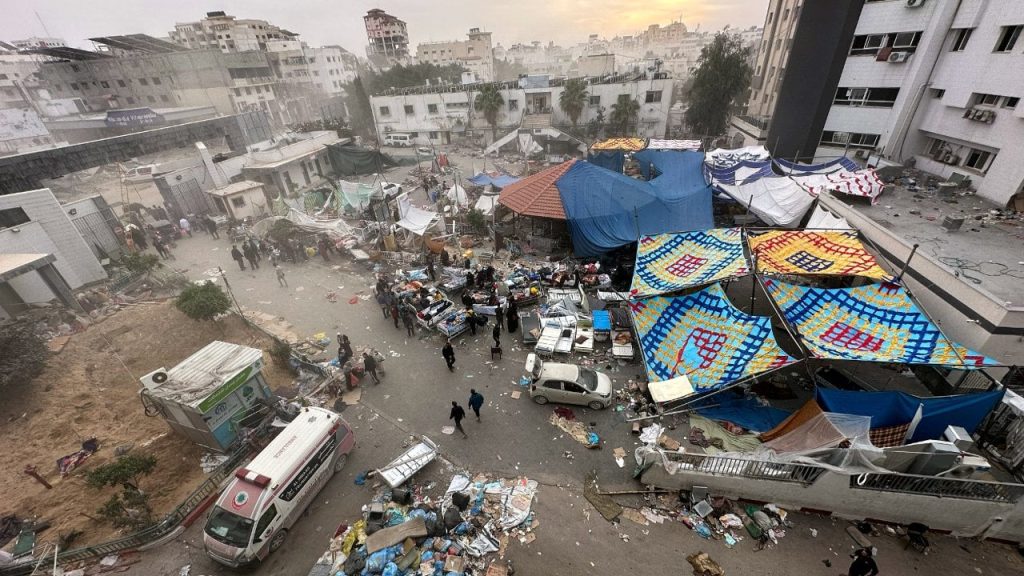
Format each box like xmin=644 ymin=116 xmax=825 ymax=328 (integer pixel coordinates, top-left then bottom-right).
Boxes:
xmin=71 ymin=199 xmax=123 ymax=259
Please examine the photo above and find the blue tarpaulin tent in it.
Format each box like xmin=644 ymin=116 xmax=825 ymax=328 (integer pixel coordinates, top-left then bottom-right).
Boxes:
xmin=587 ymin=150 xmax=625 ymax=173
xmin=693 ymin=395 xmax=791 ymax=433
xmin=557 ymin=152 xmax=713 ymax=256
xmin=816 ymin=388 xmax=1004 ymax=442
xmin=467 ymin=173 xmax=520 ymax=188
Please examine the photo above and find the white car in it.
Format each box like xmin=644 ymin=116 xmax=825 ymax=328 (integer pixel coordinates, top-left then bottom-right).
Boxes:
xmin=525 ymin=353 xmax=613 ymax=410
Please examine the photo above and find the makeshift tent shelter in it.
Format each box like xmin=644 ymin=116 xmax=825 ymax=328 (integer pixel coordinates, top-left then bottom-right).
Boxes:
xmin=630 ymin=228 xmax=750 ymax=298
xmin=715 ymin=175 xmax=816 ymax=227
xmin=806 ymin=203 xmax=851 ymax=229
xmin=794 ymin=169 xmax=886 ymax=204
xmin=693 ymin=395 xmax=791 ymax=434
xmin=587 ymin=150 xmax=625 ymax=173
xmin=646 ymin=139 xmax=702 ymax=151
xmin=591 ymin=137 xmax=646 ymax=151
xmin=775 ymin=157 xmax=858 ymax=174
xmin=447 ymin=183 xmax=469 ymax=207
xmin=705 ymin=146 xmax=770 ymax=167
xmin=557 ymin=153 xmax=713 ymax=256
xmin=468 ymin=172 xmax=520 ymax=188
xmin=705 ymin=160 xmax=774 ymax=185
xmin=336 ymin=180 xmax=376 ymax=211
xmin=763 ymin=279 xmax=999 ymax=367
xmin=497 ymin=160 xmax=573 ymax=220
xmin=817 ymin=388 xmax=1005 ymax=443
xmin=763 ymin=407 xmax=874 ymax=454
xmin=395 ymin=193 xmax=440 ymax=236
xmin=629 ymin=283 xmax=797 ymax=401
xmin=325 ymin=142 xmax=414 ymax=176
xmin=474 ymin=192 xmax=499 ymax=217
xmin=747 ymin=230 xmax=890 ymax=279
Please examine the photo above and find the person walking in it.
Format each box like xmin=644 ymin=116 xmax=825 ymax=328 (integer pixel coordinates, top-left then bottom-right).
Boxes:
xmin=205 ymin=216 xmax=220 ymax=239
xmin=152 ymin=235 xmax=169 ymax=259
xmin=494 ymin=302 xmax=504 ymax=332
xmin=338 ymin=334 xmax=353 ymax=366
xmin=466 ymin=308 xmax=477 ymax=336
xmin=230 ymin=245 xmax=246 ymax=271
xmin=242 ymin=242 xmax=259 ymax=270
xmin=401 ymin=306 xmax=416 ymax=337
xmin=506 ymin=299 xmax=519 ymax=333
xmin=449 ymin=401 xmax=468 ymax=438
xmin=362 ymin=352 xmax=380 ymax=384
xmin=844 ymin=549 xmax=879 ymax=576
xmin=275 ymin=265 xmax=288 ymax=287
xmin=492 ymin=322 xmax=501 ymax=348
xmin=179 ymin=216 xmax=192 ymax=238
xmin=442 ymin=340 xmax=456 ymax=371
xmin=468 ymin=389 xmax=484 ymax=422
xmin=317 ymin=237 xmax=331 ymax=262
xmin=390 ymin=298 xmax=401 ymax=330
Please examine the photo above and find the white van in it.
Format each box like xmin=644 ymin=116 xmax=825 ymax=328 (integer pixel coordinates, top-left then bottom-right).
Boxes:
xmin=203 ymin=407 xmax=355 ymax=567
xmin=384 ymin=133 xmax=412 ymax=147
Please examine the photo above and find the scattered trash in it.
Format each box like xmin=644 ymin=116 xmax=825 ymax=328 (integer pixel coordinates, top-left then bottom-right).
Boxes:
xmin=612 ymin=447 xmax=626 ymax=468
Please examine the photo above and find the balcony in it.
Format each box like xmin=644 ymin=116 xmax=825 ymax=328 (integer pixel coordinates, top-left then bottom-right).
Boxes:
xmin=731 ymin=114 xmax=771 ymax=140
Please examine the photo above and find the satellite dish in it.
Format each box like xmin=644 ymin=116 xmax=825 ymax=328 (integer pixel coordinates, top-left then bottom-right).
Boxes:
xmin=151 ymin=371 xmax=168 ymax=384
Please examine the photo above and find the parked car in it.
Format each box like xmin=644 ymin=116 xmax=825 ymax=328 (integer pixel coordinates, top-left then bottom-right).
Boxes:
xmin=383 ymin=133 xmax=413 ymax=147
xmin=525 ymin=353 xmax=613 ymax=410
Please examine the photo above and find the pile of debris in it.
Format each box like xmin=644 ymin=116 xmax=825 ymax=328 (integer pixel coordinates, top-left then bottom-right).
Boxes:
xmin=307 ymin=473 xmax=538 ymax=576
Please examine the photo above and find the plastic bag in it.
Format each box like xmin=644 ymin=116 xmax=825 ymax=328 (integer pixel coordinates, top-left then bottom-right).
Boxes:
xmin=365 ymin=549 xmax=389 ymax=573
xmin=381 ymin=562 xmax=399 ymax=576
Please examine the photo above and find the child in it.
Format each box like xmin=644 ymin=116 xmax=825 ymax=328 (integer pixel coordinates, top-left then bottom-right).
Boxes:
xmin=275 ymin=265 xmax=287 ymax=287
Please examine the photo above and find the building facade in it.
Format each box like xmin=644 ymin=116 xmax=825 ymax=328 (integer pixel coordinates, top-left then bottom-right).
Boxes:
xmin=364 ymin=9 xmax=410 ymax=70
xmin=417 ymin=28 xmax=495 ymax=81
xmin=168 ymin=11 xmax=294 ymax=53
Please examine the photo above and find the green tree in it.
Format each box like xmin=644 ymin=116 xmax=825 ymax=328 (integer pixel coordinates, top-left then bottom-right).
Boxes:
xmin=684 ymin=32 xmax=753 ymax=138
xmin=609 ymin=95 xmax=640 ymax=136
xmin=87 ymin=454 xmax=157 ymax=492
xmin=559 ymin=78 xmax=589 ymax=127
xmin=0 ymin=322 xmax=47 ymax=388
xmin=342 ymin=76 xmax=375 ymax=138
xmin=175 ymin=282 xmax=232 ymax=322
xmin=586 ymin=106 xmax=606 ymax=141
xmin=474 ymin=83 xmax=505 ymax=139
xmin=120 ymin=252 xmax=160 ymax=275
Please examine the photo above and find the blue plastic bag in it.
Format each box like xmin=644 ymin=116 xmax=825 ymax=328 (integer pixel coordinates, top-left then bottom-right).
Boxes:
xmin=381 ymin=562 xmax=399 ymax=576
xmin=365 ymin=549 xmax=389 ymax=573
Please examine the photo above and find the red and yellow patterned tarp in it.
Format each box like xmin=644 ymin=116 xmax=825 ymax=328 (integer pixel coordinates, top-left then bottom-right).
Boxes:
xmin=748 ymin=230 xmax=890 ymax=279
xmin=591 ymin=137 xmax=647 ymax=151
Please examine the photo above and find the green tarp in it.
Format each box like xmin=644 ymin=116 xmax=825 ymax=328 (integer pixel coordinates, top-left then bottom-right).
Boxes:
xmin=326 ymin=143 xmax=416 ymax=176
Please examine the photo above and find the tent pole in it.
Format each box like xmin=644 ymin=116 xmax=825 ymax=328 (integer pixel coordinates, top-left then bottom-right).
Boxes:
xmin=896 ymin=243 xmax=919 ymax=283
xmin=749 ymin=251 xmax=758 ymax=314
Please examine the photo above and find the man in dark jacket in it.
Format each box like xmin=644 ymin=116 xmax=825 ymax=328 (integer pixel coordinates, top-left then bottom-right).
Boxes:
xmin=449 ymin=401 xmax=468 ymax=438
xmin=846 ymin=548 xmax=879 ymax=576
xmin=442 ymin=340 xmax=455 ymax=371
xmin=230 ymin=245 xmax=246 ymax=270
xmin=468 ymin=389 xmax=484 ymax=422
xmin=242 ymin=242 xmax=259 ymax=270
xmin=362 ymin=352 xmax=380 ymax=384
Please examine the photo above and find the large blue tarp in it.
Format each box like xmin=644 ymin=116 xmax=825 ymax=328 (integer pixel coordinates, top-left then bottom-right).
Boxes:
xmin=559 ymin=152 xmax=713 ymax=256
xmin=816 ymin=388 xmax=1004 ymax=442
xmin=693 ymin=396 xmax=791 ymax=433
xmin=467 ymin=173 xmax=520 ymax=188
xmin=587 ymin=151 xmax=625 ymax=173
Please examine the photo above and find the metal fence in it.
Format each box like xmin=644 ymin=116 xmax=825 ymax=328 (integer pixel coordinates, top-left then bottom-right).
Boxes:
xmin=850 ymin=472 xmax=1024 ymax=503
xmin=661 ymin=452 xmax=825 ymax=485
xmin=0 ymin=447 xmax=250 ymax=575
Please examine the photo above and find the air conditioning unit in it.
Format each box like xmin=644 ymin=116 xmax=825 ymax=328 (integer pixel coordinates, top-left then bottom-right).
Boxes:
xmin=942 ymin=153 xmax=961 ymax=165
xmin=983 ymin=110 xmax=996 ymax=123
xmin=854 ymin=149 xmax=868 ymax=159
xmin=888 ymin=51 xmax=912 ymax=63
xmin=140 ymin=368 xmax=169 ymax=390
xmin=907 ymin=0 xmax=927 ymax=7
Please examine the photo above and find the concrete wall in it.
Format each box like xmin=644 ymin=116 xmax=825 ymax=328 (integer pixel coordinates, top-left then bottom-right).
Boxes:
xmin=640 ymin=461 xmax=1024 ymax=541
xmin=0 ymin=221 xmax=59 ymax=310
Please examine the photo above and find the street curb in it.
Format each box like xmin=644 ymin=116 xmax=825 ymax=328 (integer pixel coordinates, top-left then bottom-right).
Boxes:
xmin=182 ymin=492 xmax=219 ymax=528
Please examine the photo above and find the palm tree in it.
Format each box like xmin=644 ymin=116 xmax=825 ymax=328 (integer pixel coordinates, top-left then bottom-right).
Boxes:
xmin=609 ymin=95 xmax=640 ymax=136
xmin=559 ymin=78 xmax=589 ymax=127
xmin=474 ymin=84 xmax=505 ymax=140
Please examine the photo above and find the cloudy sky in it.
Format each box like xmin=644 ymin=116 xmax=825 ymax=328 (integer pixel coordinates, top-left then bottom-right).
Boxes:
xmin=1 ymin=0 xmax=768 ymax=53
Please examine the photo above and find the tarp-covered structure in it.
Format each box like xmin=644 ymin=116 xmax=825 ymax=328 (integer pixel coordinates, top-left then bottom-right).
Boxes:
xmin=467 ymin=172 xmax=520 ymax=188
xmin=705 ymin=160 xmax=774 ymax=185
xmin=556 ymin=156 xmax=713 ymax=256
xmin=693 ymin=395 xmax=791 ymax=434
xmin=775 ymin=156 xmax=858 ymax=174
xmin=591 ymin=137 xmax=646 ymax=151
xmin=630 ymin=228 xmax=750 ymax=298
xmin=794 ymin=168 xmax=886 ymax=204
xmin=763 ymin=279 xmax=999 ymax=367
xmin=336 ymin=180 xmax=376 ymax=211
xmin=748 ymin=230 xmax=890 ymax=279
xmin=326 ymin=143 xmax=416 ymax=176
xmin=646 ymin=139 xmax=702 ymax=151
xmin=705 ymin=146 xmax=770 ymax=167
xmin=395 ymin=193 xmax=439 ymax=236
xmin=587 ymin=150 xmax=625 ymax=173
xmin=629 ymin=283 xmax=797 ymax=401
xmin=816 ymin=388 xmax=1005 ymax=443
xmin=715 ymin=175 xmax=815 ymax=227
xmin=806 ymin=204 xmax=850 ymax=229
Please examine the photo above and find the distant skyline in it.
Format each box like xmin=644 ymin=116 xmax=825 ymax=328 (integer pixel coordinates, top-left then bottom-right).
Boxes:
xmin=0 ymin=0 xmax=768 ymax=54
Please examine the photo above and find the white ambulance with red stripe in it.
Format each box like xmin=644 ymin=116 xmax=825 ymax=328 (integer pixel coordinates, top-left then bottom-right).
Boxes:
xmin=203 ymin=407 xmax=354 ymax=567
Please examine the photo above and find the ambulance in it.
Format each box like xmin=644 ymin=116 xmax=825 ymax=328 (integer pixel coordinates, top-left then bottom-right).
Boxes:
xmin=203 ymin=407 xmax=354 ymax=567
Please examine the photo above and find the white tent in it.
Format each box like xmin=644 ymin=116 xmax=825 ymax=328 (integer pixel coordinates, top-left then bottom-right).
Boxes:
xmin=716 ymin=175 xmax=816 ymax=227
xmin=447 ymin=183 xmax=469 ymax=207
xmin=395 ymin=193 xmax=439 ymax=236
xmin=705 ymin=145 xmax=771 ymax=167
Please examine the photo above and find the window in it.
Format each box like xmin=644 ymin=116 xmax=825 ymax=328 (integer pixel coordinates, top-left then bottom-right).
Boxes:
xmin=1003 ymin=97 xmax=1020 ymax=109
xmin=117 ymin=79 xmax=126 ymax=88
xmin=126 ymin=96 xmax=135 ymax=104
xmin=231 ymin=196 xmax=247 ymax=208
xmin=152 ymin=77 xmax=161 ymax=85
xmin=0 ymin=207 xmax=30 ymax=229
xmin=253 ymin=505 xmax=277 ymax=542
xmin=975 ymin=93 xmax=1000 ymax=106
xmin=138 ymin=78 xmax=148 ymax=86
xmin=542 ymin=381 xmax=561 ymax=390
xmin=379 ymin=105 xmax=391 ymax=117
xmin=160 ymin=94 xmax=170 ymax=102
xmin=850 ymin=34 xmax=885 ymax=56
xmin=508 ymin=99 xmax=518 ymax=111
xmin=951 ymin=28 xmax=972 ymax=51
xmin=782 ymin=8 xmax=790 ymax=20
xmin=645 ymin=90 xmax=662 ymax=103
xmin=929 ymin=88 xmax=945 ymax=99
xmin=767 ymin=11 xmax=774 ymax=25
xmin=404 ymin=104 xmax=414 ymax=115
xmin=889 ymin=32 xmax=923 ymax=50
xmin=995 ymin=25 xmax=1022 ymax=52
xmin=834 ymin=87 xmax=900 ymax=107
xmin=70 ymin=82 xmax=79 ymax=90
xmin=100 ymin=80 xmax=109 ymax=89
xmin=427 ymin=103 xmax=438 ymax=113
xmin=819 ymin=131 xmax=880 ymax=149
xmin=244 ymin=87 xmax=252 ymax=96
xmin=964 ymin=149 xmax=994 ymax=172
xmin=563 ymin=382 xmax=585 ymax=394
xmin=234 ymin=88 xmax=241 ymax=97
xmin=589 ymin=95 xmax=600 ymax=107
xmin=146 ymin=95 xmax=156 ymax=103
xmin=429 ymin=131 xmax=439 ymax=139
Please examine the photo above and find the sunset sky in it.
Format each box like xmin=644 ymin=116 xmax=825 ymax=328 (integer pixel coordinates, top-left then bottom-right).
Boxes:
xmin=1 ymin=0 xmax=768 ymax=53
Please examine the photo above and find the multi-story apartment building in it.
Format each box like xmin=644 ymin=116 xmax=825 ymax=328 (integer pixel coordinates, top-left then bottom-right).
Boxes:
xmin=416 ymin=28 xmax=495 ymax=82
xmin=364 ymin=9 xmax=410 ymax=70
xmin=168 ymin=11 xmax=294 ymax=53
xmin=10 ymin=37 xmax=65 ymax=50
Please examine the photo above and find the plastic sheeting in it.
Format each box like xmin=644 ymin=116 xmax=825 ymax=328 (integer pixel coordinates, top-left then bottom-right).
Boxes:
xmin=705 ymin=160 xmax=774 ymax=185
xmin=587 ymin=150 xmax=625 ymax=173
xmin=795 ymin=168 xmax=885 ymax=204
xmin=629 ymin=283 xmax=797 ymax=397
xmin=447 ymin=183 xmax=469 ymax=207
xmin=763 ymin=410 xmax=873 ymax=453
xmin=705 ymin=146 xmax=770 ymax=167
xmin=467 ymin=172 xmax=520 ymax=188
xmin=556 ymin=157 xmax=713 ymax=256
xmin=325 ymin=143 xmax=414 ymax=176
xmin=395 ymin=194 xmax=438 ymax=236
xmin=715 ymin=175 xmax=815 ymax=227
xmin=816 ymin=388 xmax=1005 ymax=442
xmin=337 ymin=179 xmax=376 ymax=211
xmin=693 ymin=396 xmax=791 ymax=434
xmin=747 ymin=230 xmax=890 ymax=279
xmin=591 ymin=137 xmax=646 ymax=151
xmin=774 ymin=157 xmax=859 ymax=174
xmin=764 ymin=279 xmax=1000 ymax=368
xmin=646 ymin=139 xmax=702 ymax=151
xmin=630 ymin=228 xmax=750 ymax=298
xmin=805 ymin=204 xmax=850 ymax=229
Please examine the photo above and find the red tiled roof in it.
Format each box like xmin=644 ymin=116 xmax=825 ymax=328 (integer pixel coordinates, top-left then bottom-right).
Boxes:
xmin=497 ymin=160 xmax=575 ymax=220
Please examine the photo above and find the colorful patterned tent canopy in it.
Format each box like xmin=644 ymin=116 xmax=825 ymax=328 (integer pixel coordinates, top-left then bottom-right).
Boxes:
xmin=630 ymin=284 xmax=798 ymax=398
xmin=763 ymin=279 xmax=999 ymax=367
xmin=591 ymin=137 xmax=647 ymax=151
xmin=630 ymin=228 xmax=750 ymax=297
xmin=795 ymin=169 xmax=885 ymax=204
xmin=646 ymin=139 xmax=702 ymax=150
xmin=748 ymin=230 xmax=890 ymax=279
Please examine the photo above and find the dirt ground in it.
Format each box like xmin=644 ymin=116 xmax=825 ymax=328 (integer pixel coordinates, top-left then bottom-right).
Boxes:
xmin=0 ymin=300 xmax=294 ymax=550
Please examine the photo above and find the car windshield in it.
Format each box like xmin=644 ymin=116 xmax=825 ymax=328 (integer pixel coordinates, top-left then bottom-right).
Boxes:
xmin=204 ymin=506 xmax=254 ymax=548
xmin=578 ymin=368 xmax=598 ymax=391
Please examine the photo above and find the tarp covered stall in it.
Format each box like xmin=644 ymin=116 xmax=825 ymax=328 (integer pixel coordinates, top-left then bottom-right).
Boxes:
xmin=557 ymin=154 xmax=713 ymax=256
xmin=467 ymin=172 xmax=520 ymax=188
xmin=715 ymin=175 xmax=815 ymax=227
xmin=816 ymin=388 xmax=1005 ymax=443
xmin=587 ymin=150 xmax=625 ymax=173
xmin=646 ymin=139 xmax=702 ymax=151
xmin=705 ymin=146 xmax=770 ymax=167
xmin=629 ymin=283 xmax=798 ymax=401
xmin=705 ymin=160 xmax=774 ymax=185
xmin=630 ymin=228 xmax=750 ymax=298
xmin=591 ymin=137 xmax=646 ymax=151
xmin=747 ymin=230 xmax=890 ymax=279
xmin=497 ymin=160 xmax=573 ymax=220
xmin=764 ymin=279 xmax=999 ymax=367
xmin=326 ymin=143 xmax=415 ymax=176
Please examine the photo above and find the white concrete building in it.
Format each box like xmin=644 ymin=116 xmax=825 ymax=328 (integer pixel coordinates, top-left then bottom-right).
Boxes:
xmin=417 ymin=28 xmax=495 ymax=82
xmin=208 ymin=181 xmax=269 ymax=221
xmin=169 ymin=11 xmax=294 ymax=53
